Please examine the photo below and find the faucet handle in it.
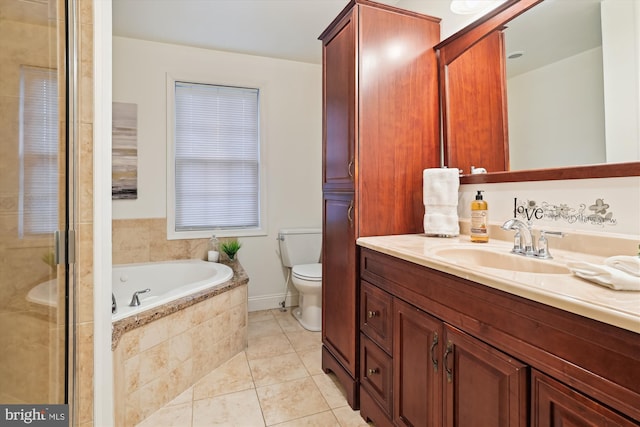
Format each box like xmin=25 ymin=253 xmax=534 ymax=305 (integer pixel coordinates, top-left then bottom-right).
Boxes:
xmin=130 ymin=288 xmax=151 ymax=307
xmin=511 ymin=231 xmax=523 ymax=254
xmin=537 ymin=230 xmax=565 ymax=259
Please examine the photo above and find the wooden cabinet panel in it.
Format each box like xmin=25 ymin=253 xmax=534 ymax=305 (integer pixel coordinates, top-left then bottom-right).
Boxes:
xmin=356 ymin=5 xmax=441 ymax=238
xmin=360 ymin=280 xmax=393 ymax=354
xmin=443 ymin=324 xmax=528 ymax=427
xmin=322 ymin=10 xmax=356 ymax=192
xmin=322 ymin=192 xmax=357 ymax=378
xmin=361 ymin=334 xmax=393 ymax=417
xmin=393 ymin=298 xmax=443 ymax=427
xmin=532 ymin=370 xmax=639 ymax=427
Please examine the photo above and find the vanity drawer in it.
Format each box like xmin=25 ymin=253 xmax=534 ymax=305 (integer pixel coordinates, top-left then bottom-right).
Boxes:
xmin=361 ymin=280 xmax=393 ymax=354
xmin=360 ymin=333 xmax=393 ymax=417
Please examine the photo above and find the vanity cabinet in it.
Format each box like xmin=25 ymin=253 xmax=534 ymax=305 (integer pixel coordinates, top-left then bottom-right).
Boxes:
xmin=361 ymin=282 xmax=528 ymax=427
xmin=359 ymin=247 xmax=640 ymax=426
xmin=532 ymin=370 xmax=638 ymax=427
xmin=319 ymin=0 xmax=440 ymax=408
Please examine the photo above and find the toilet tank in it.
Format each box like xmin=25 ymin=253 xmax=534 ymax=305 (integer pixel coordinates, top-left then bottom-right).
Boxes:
xmin=278 ymin=228 xmax=322 ymax=268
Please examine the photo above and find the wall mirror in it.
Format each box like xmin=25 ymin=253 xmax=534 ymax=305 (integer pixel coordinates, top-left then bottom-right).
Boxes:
xmin=436 ymin=0 xmax=640 ymax=183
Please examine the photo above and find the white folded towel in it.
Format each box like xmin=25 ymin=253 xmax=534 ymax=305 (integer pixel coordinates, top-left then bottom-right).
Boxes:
xmin=567 ymin=260 xmax=640 ymax=291
xmin=423 ymin=168 xmax=459 ymax=206
xmin=424 ymin=207 xmax=460 ymax=237
xmin=605 ymin=256 xmax=640 ymax=277
xmin=423 ymin=168 xmax=460 ymax=236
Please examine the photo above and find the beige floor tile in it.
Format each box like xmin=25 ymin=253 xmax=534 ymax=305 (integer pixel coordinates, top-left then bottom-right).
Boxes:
xmin=135 ymin=402 xmax=192 ymax=427
xmin=297 ymin=347 xmax=323 ymax=376
xmin=248 ymin=318 xmax=285 ymax=338
xmin=285 ymin=330 xmax=321 ymax=353
xmin=269 ymin=410 xmax=340 ymax=427
xmin=247 ymin=333 xmax=295 ymax=360
xmin=249 ymin=310 xmax=275 ymax=323
xmin=256 ymin=377 xmax=330 ymax=426
xmin=192 ymin=389 xmax=265 ymax=427
xmin=271 ymin=309 xmax=305 ymax=333
xmin=311 ymin=373 xmax=349 ymax=409
xmin=193 ymin=352 xmax=254 ymax=400
xmin=332 ymin=407 xmax=370 ymax=427
xmin=249 ymin=352 xmax=309 ymax=387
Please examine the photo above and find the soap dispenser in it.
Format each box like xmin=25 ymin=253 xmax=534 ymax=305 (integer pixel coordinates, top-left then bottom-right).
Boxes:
xmin=207 ymin=235 xmax=220 ymax=262
xmin=470 ymin=190 xmax=489 ymax=243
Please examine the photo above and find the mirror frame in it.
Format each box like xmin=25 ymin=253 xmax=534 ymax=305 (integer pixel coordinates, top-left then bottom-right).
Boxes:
xmin=435 ymin=0 xmax=640 ymax=184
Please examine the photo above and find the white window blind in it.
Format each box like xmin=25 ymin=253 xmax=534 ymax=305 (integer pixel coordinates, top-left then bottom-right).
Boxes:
xmin=19 ymin=66 xmax=59 ymax=237
xmin=174 ymin=82 xmax=260 ymax=231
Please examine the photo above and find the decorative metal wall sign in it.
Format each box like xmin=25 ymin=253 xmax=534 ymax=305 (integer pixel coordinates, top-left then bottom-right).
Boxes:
xmin=513 ymin=198 xmax=617 ymax=227
xmin=112 ymin=102 xmax=138 ymax=200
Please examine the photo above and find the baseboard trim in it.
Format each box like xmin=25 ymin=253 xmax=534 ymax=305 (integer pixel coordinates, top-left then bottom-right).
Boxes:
xmin=248 ymin=292 xmax=299 ymax=312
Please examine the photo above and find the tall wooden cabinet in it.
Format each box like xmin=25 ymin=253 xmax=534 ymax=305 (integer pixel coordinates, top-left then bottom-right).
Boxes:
xmin=319 ymin=0 xmax=441 ymax=408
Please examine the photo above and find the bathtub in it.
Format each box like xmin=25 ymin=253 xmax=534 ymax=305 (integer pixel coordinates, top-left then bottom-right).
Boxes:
xmin=112 ymin=259 xmax=233 ymax=321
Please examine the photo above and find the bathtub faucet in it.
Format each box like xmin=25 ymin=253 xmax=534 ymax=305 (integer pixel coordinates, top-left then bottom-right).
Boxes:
xmin=129 ymin=288 xmax=151 ymax=307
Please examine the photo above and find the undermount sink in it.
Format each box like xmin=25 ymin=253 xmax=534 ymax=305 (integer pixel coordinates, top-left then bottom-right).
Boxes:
xmin=433 ymin=246 xmax=571 ymax=275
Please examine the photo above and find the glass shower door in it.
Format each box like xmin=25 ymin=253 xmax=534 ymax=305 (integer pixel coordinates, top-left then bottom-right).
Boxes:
xmin=0 ymin=0 xmax=69 ymax=405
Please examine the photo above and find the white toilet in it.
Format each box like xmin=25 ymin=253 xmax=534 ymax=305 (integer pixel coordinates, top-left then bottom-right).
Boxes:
xmin=278 ymin=228 xmax=322 ymax=331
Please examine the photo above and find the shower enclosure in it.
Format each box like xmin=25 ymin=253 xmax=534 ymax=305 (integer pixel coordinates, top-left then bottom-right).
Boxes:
xmin=0 ymin=0 xmax=75 ymax=411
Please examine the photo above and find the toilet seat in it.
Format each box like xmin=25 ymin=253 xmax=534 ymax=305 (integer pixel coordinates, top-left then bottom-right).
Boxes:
xmin=292 ymin=263 xmax=322 ymax=281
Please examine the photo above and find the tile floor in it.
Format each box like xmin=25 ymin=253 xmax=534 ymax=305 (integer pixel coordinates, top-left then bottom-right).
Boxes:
xmin=135 ymin=308 xmax=370 ymax=426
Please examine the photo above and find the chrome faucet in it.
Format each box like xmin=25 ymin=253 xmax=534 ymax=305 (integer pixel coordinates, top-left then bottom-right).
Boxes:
xmin=129 ymin=288 xmax=151 ymax=307
xmin=501 ymin=219 xmax=565 ymax=259
xmin=501 ymin=218 xmax=535 ymax=256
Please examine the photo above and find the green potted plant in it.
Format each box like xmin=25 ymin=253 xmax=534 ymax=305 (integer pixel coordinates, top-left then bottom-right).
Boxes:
xmin=220 ymin=238 xmax=242 ymax=261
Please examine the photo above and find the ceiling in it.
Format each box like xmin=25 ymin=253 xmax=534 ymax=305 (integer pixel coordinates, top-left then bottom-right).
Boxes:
xmin=111 ymin=0 xmax=603 ymax=69
xmin=111 ymin=0 xmax=470 ymax=64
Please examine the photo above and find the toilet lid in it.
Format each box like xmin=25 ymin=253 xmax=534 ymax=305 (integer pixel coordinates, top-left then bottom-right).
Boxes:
xmin=292 ymin=263 xmax=322 ymax=280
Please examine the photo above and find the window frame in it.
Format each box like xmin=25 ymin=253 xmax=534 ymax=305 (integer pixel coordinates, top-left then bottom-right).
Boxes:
xmin=166 ymin=73 xmax=268 ymax=240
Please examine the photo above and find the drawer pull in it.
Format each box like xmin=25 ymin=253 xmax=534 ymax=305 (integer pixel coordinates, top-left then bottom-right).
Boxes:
xmin=430 ymin=332 xmax=439 ymax=372
xmin=367 ymin=310 xmax=379 ymax=319
xmin=368 ymin=368 xmax=379 ymax=375
xmin=444 ymin=341 xmax=453 ymax=383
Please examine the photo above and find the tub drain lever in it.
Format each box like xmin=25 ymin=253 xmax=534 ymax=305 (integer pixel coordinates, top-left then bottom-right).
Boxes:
xmin=129 ymin=288 xmax=151 ymax=307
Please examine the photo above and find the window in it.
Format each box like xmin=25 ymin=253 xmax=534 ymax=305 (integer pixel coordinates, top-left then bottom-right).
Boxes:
xmin=168 ymin=79 xmax=264 ymax=238
xmin=19 ymin=66 xmax=59 ymax=237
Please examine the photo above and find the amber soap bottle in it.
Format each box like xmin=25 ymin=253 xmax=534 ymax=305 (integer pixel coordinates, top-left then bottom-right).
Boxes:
xmin=470 ymin=190 xmax=489 ymax=243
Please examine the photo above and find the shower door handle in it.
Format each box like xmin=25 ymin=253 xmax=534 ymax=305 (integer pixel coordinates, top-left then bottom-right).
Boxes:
xmin=54 ymin=230 xmax=75 ymax=265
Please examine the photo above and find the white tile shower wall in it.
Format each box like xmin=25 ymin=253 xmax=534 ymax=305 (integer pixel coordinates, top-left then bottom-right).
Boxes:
xmin=459 ymin=176 xmax=640 ymax=236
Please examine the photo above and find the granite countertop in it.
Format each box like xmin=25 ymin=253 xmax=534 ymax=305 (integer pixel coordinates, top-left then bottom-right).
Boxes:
xmin=357 ymin=234 xmax=640 ymax=334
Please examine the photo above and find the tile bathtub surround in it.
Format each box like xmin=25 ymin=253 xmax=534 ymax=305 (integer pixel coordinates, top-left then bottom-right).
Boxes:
xmin=113 ymin=283 xmax=248 ymax=427
xmin=112 ymin=218 xmax=209 ymax=264
xmin=135 ymin=309 xmax=370 ymax=427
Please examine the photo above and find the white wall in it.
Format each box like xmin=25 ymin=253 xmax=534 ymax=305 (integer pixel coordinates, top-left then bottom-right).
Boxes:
xmin=112 ymin=36 xmax=322 ymax=310
xmin=601 ymin=0 xmax=640 ymax=163
xmin=507 ymin=47 xmax=606 ymax=170
xmin=459 ymin=176 xmax=640 ymax=237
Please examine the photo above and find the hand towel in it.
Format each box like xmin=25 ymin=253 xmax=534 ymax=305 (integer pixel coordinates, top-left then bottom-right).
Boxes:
xmin=423 ymin=168 xmax=460 ymax=236
xmin=605 ymin=256 xmax=640 ymax=277
xmin=424 ymin=206 xmax=460 ymax=236
xmin=567 ymin=260 xmax=640 ymax=291
xmin=423 ymin=168 xmax=460 ymax=206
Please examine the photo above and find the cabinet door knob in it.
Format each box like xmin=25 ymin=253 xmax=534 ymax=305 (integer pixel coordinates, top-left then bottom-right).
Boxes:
xmin=367 ymin=310 xmax=378 ymax=319
xmin=368 ymin=368 xmax=379 ymax=375
xmin=347 ymin=200 xmax=354 ymax=225
xmin=348 ymin=158 xmax=354 ymax=178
